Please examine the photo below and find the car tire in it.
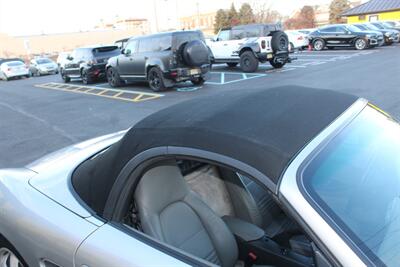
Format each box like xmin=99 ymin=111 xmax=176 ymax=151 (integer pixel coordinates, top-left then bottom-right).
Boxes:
xmin=0 ymin=235 xmax=27 ymax=267
xmin=81 ymin=69 xmax=93 ymax=85
xmin=354 ymin=38 xmax=367 ymax=50
xmin=35 ymin=70 xmax=41 ymax=77
xmin=148 ymin=67 xmax=167 ymax=92
xmin=313 ymin=39 xmax=325 ymax=51
xmin=270 ymin=58 xmax=285 ymax=69
xmin=226 ymin=63 xmax=238 ymax=68
xmin=107 ymin=67 xmax=122 ymax=88
xmin=191 ymin=77 xmax=205 ymax=86
xmin=61 ymin=69 xmax=70 ymax=83
xmin=240 ymin=51 xmax=259 ymax=73
xmin=271 ymin=31 xmax=289 ymax=52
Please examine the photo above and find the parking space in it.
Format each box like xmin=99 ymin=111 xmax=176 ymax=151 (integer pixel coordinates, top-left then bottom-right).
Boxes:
xmin=1 ymin=43 xmax=399 ymax=168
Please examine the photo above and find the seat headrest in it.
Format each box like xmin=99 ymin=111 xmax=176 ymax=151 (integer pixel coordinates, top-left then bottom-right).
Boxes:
xmin=135 ymin=164 xmax=189 ymax=213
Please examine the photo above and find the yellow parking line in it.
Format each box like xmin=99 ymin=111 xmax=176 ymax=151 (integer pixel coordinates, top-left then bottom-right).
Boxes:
xmin=35 ymin=82 xmax=163 ymax=103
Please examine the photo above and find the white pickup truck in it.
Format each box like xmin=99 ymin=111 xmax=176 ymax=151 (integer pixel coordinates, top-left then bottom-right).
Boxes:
xmin=206 ymin=23 xmax=292 ymax=72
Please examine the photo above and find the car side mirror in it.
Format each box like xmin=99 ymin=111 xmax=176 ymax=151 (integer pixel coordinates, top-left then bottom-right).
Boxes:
xmin=67 ymin=55 xmax=73 ymax=61
xmin=125 ymin=49 xmax=131 ymax=56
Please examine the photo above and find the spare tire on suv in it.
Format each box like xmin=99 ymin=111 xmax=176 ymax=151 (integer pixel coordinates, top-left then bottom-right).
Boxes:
xmin=271 ymin=31 xmax=289 ymax=53
xmin=182 ymin=40 xmax=210 ymax=67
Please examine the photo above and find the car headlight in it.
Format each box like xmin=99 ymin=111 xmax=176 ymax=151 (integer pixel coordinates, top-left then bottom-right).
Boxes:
xmin=366 ymin=34 xmax=372 ymax=38
xmin=385 ymin=32 xmax=391 ymax=37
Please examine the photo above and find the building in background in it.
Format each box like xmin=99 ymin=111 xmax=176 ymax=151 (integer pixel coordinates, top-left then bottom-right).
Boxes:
xmin=95 ymin=18 xmax=150 ymax=34
xmin=180 ymin=12 xmax=216 ymax=36
xmin=342 ymin=0 xmax=400 ymax=23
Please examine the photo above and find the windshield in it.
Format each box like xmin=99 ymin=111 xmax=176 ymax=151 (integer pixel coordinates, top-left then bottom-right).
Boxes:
xmin=365 ymin=23 xmax=380 ymax=31
xmin=92 ymin=46 xmax=120 ymax=58
xmin=372 ymin=23 xmax=384 ymax=29
xmin=7 ymin=61 xmax=24 ymax=66
xmin=302 ymin=105 xmax=400 ymax=266
xmin=36 ymin=58 xmax=52 ymax=64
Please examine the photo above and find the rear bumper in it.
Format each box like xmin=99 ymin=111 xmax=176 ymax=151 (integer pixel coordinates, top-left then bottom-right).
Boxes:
xmin=167 ymin=64 xmax=211 ymax=82
xmin=87 ymin=64 xmax=107 ymax=79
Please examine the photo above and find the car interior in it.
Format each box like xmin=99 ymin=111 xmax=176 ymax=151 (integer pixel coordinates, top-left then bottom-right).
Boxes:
xmin=124 ymin=159 xmax=328 ymax=267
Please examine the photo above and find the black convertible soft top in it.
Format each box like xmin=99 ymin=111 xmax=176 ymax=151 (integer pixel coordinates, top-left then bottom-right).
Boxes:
xmin=73 ymin=86 xmax=358 ymax=214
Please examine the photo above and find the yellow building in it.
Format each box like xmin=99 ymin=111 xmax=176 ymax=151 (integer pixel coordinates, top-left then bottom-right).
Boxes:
xmin=342 ymin=0 xmax=400 ymax=23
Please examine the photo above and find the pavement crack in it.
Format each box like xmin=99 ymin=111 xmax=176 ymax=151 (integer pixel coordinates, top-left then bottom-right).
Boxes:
xmin=0 ymin=101 xmax=79 ymax=143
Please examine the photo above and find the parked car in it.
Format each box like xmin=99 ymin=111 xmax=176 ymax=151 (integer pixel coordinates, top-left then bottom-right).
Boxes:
xmin=352 ymin=24 xmax=384 ymax=46
xmin=60 ymin=45 xmax=120 ymax=84
xmin=382 ymin=20 xmax=400 ymax=31
xmin=363 ymin=22 xmax=398 ymax=45
xmin=285 ymin=30 xmax=309 ymax=51
xmin=206 ymin=23 xmax=291 ymax=72
xmin=298 ymin=28 xmax=317 ymax=35
xmin=56 ymin=52 xmax=71 ymax=70
xmin=0 ymin=60 xmax=30 ymax=81
xmin=106 ymin=30 xmax=211 ymax=92
xmin=29 ymin=58 xmax=58 ymax=76
xmin=0 ymin=86 xmax=399 ymax=267
xmin=309 ymin=24 xmax=379 ymax=51
xmin=370 ymin=22 xmax=400 ymax=43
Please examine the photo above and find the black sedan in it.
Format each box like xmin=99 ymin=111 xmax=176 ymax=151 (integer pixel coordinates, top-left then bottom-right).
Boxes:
xmin=309 ymin=24 xmax=379 ymax=51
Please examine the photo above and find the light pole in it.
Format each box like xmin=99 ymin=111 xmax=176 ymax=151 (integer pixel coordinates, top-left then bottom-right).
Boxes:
xmin=153 ymin=0 xmax=160 ymax=32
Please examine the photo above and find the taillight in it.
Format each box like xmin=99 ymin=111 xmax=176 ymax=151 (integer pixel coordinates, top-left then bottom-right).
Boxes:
xmin=88 ymin=59 xmax=97 ymax=65
xmin=261 ymin=40 xmax=266 ymax=49
xmin=7 ymin=68 xmax=11 ymax=71
xmin=170 ymin=71 xmax=178 ymax=77
xmin=298 ymin=36 xmax=303 ymax=40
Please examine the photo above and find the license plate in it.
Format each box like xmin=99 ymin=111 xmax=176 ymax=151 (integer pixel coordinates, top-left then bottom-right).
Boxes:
xmin=267 ymin=54 xmax=273 ymax=59
xmin=190 ymin=69 xmax=200 ymax=75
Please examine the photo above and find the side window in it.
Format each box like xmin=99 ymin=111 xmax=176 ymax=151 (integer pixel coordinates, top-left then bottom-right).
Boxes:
xmin=337 ymin=26 xmax=346 ymax=33
xmin=320 ymin=26 xmax=336 ymax=33
xmin=231 ymin=29 xmax=245 ymax=40
xmin=125 ymin=40 xmax=138 ymax=54
xmin=138 ymin=38 xmax=153 ymax=53
xmin=156 ymin=35 xmax=172 ymax=51
xmin=217 ymin=30 xmax=230 ymax=41
xmin=245 ymin=27 xmax=261 ymax=38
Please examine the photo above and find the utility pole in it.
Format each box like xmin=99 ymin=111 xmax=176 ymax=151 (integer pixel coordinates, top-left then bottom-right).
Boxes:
xmin=153 ymin=0 xmax=160 ymax=32
xmin=196 ymin=1 xmax=200 ymax=29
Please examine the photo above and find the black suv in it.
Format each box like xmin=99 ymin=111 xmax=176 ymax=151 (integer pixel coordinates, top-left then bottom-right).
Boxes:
xmin=309 ymin=24 xmax=379 ymax=50
xmin=106 ymin=30 xmax=211 ymax=91
xmin=60 ymin=45 xmax=120 ymax=84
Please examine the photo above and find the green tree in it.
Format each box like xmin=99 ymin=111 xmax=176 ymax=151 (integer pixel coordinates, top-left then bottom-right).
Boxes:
xmin=214 ymin=9 xmax=229 ymax=34
xmin=227 ymin=3 xmax=239 ymax=26
xmin=329 ymin=0 xmax=350 ymax=24
xmin=238 ymin=3 xmax=255 ymax=25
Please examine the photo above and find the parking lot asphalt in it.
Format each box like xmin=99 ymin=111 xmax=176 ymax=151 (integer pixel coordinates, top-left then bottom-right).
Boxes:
xmin=1 ymin=44 xmax=399 ymax=168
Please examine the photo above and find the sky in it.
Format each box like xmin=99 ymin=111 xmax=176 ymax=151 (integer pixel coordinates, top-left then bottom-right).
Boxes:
xmin=0 ymin=0 xmax=334 ymax=36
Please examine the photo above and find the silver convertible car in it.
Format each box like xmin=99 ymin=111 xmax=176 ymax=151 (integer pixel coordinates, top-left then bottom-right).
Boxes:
xmin=1 ymin=86 xmax=399 ymax=267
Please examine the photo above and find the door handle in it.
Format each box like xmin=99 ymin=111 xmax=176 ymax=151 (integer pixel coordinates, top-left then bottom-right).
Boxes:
xmin=144 ymin=57 xmax=148 ymax=60
xmin=223 ymin=44 xmax=228 ymax=46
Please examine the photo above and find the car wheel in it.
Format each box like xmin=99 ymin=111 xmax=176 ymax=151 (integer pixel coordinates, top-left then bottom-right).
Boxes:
xmin=148 ymin=67 xmax=167 ymax=92
xmin=81 ymin=69 xmax=92 ymax=85
xmin=226 ymin=63 xmax=238 ymax=68
xmin=61 ymin=69 xmax=70 ymax=83
xmin=313 ymin=39 xmax=325 ymax=51
xmin=240 ymin=51 xmax=259 ymax=73
xmin=191 ymin=77 xmax=205 ymax=86
xmin=35 ymin=70 xmax=41 ymax=77
xmin=355 ymin=38 xmax=367 ymax=50
xmin=106 ymin=67 xmax=122 ymax=88
xmin=0 ymin=237 xmax=26 ymax=267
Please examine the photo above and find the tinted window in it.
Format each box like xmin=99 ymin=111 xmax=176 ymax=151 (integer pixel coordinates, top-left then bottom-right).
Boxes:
xmin=6 ymin=61 xmax=24 ymax=66
xmin=93 ymin=46 xmax=120 ymax=58
xmin=173 ymin=32 xmax=203 ymax=49
xmin=320 ymin=26 xmax=337 ymax=32
xmin=231 ymin=29 xmax=245 ymax=40
xmin=354 ymin=24 xmax=367 ymax=31
xmin=245 ymin=27 xmax=262 ymax=38
xmin=217 ymin=30 xmax=230 ymax=41
xmin=371 ymin=23 xmax=384 ymax=29
xmin=36 ymin=58 xmax=52 ymax=64
xmin=302 ymin=106 xmax=400 ymax=267
xmin=138 ymin=35 xmax=172 ymax=53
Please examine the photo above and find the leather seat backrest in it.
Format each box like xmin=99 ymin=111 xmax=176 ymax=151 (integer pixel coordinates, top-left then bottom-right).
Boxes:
xmin=135 ymin=164 xmax=238 ymax=267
